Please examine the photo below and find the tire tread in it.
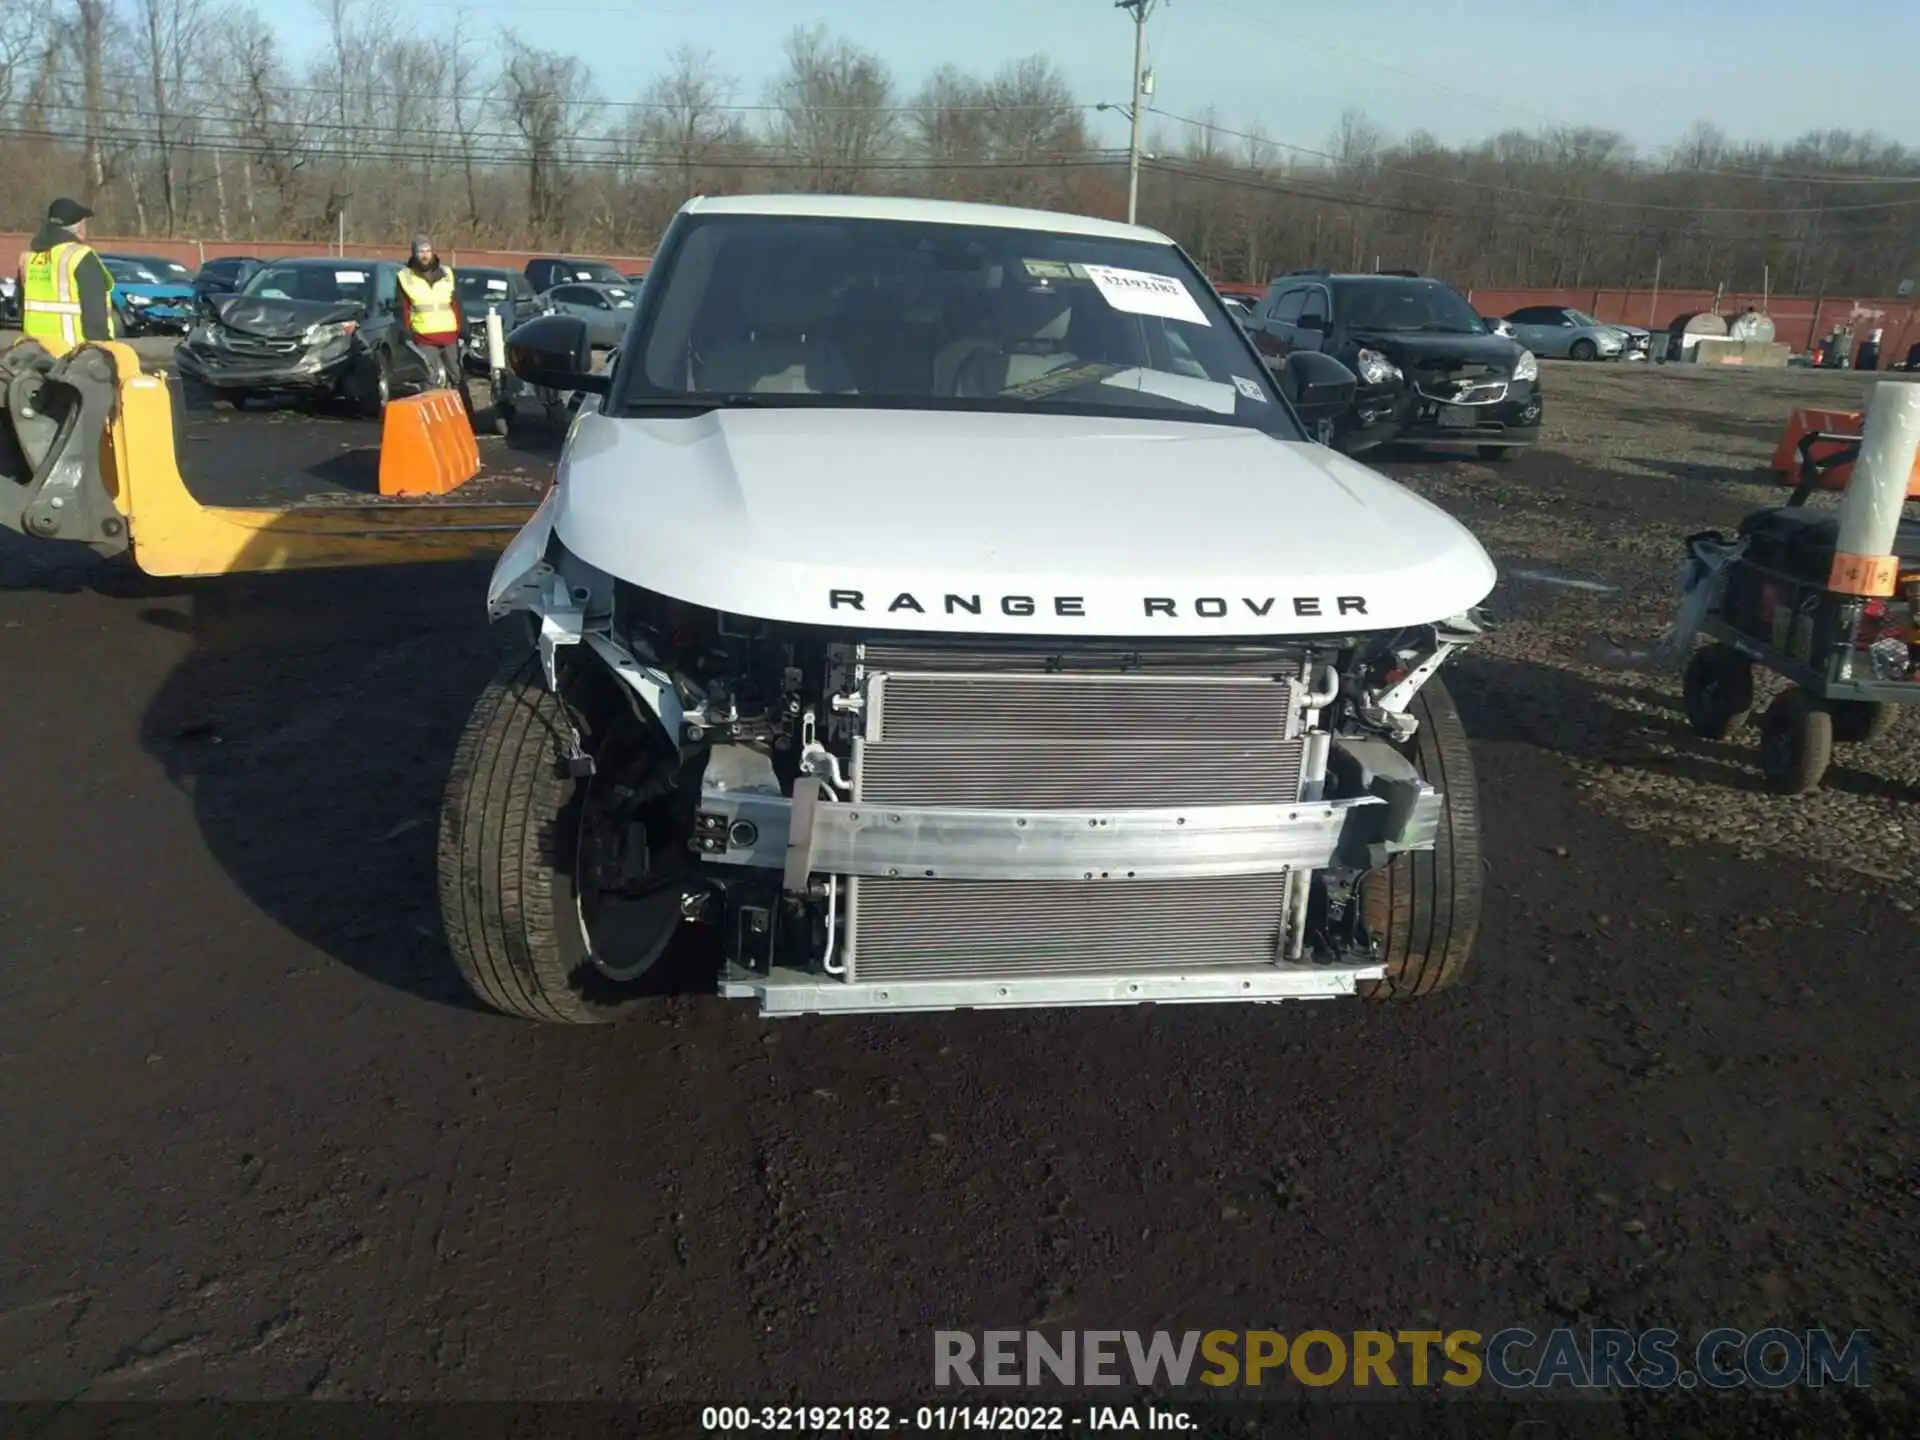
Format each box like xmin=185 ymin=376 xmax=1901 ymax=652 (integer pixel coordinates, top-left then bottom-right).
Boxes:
xmin=1360 ymin=676 xmax=1483 ymax=1000
xmin=437 ymin=654 xmax=607 ymax=1024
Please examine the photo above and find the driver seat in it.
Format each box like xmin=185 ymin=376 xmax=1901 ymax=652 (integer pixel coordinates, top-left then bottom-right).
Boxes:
xmin=699 ymin=264 xmax=856 ymax=395
xmin=952 ymin=294 xmax=1078 ymax=398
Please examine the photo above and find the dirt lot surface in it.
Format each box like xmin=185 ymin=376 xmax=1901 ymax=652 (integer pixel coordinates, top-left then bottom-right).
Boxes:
xmin=2 ymin=352 xmax=1918 ymax=1436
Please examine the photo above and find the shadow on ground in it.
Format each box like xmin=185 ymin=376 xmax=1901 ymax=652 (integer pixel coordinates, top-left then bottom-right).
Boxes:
xmin=129 ymin=552 xmax=720 ymax=1011
xmin=1454 ymin=649 xmax=1920 ymax=805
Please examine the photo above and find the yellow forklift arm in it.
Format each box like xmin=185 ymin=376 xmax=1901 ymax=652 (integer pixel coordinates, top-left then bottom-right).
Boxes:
xmin=2 ymin=337 xmax=538 ymax=578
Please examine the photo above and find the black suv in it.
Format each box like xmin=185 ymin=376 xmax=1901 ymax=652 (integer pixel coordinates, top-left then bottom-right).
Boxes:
xmin=192 ymin=255 xmax=262 ymax=303
xmin=523 ymin=256 xmax=629 ymax=293
xmin=1241 ymin=270 xmax=1542 ymax=459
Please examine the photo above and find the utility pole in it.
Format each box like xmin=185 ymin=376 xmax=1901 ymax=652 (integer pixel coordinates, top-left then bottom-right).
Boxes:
xmin=1117 ymin=0 xmax=1158 ymax=225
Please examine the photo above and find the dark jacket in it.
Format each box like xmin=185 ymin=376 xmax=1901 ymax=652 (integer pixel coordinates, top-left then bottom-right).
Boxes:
xmin=19 ymin=220 xmax=114 ymax=341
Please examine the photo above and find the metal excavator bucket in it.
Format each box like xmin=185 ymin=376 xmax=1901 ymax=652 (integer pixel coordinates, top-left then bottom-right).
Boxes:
xmin=0 ymin=340 xmax=130 ymax=556
xmin=0 ymin=337 xmax=539 ymax=578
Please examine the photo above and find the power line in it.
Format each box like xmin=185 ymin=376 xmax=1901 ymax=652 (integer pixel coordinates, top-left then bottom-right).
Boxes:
xmin=1185 ymin=0 xmax=1572 ymax=129
xmin=56 ymin=67 xmax=1103 ymax=116
xmin=0 ymin=121 xmax=1125 ymax=174
xmin=1147 ymin=107 xmax=1920 ymax=214
xmin=1141 ymin=155 xmax=1670 ymax=239
xmin=1185 ymin=0 xmax=1920 ymax=186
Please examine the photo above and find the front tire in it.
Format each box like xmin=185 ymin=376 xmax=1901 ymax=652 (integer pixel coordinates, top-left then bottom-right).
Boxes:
xmin=1477 ymin=444 xmax=1514 ymax=462
xmin=356 ymin=348 xmax=392 ymax=419
xmin=1570 ymin=338 xmax=1599 ymax=361
xmin=1359 ymin=676 xmax=1484 ymax=999
xmin=437 ymin=653 xmax=686 ymax=1024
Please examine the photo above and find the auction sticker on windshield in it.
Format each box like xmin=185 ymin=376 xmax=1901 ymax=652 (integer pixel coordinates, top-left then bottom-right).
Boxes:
xmin=1022 ymin=259 xmax=1077 ymax=280
xmin=1233 ymin=376 xmax=1268 ymax=402
xmin=1082 ymin=264 xmax=1210 ymax=326
xmin=335 ymin=270 xmax=367 ymax=283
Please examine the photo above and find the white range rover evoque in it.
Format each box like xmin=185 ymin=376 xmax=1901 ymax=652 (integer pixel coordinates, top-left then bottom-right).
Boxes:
xmin=440 ymin=194 xmax=1498 ymax=1023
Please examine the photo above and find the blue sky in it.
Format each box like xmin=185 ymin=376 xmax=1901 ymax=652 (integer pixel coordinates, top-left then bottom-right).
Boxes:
xmin=290 ymin=0 xmax=1919 ymax=158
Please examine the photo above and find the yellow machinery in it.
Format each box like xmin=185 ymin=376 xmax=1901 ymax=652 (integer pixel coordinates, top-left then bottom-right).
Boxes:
xmin=0 ymin=336 xmax=538 ymax=577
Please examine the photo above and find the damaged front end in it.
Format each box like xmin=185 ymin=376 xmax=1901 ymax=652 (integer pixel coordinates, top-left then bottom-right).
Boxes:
xmin=487 ymin=524 xmax=1486 ymax=1016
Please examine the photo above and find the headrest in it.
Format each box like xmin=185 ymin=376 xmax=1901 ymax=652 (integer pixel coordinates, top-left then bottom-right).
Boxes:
xmin=741 ymin=248 xmax=842 ymax=333
xmin=995 ymin=283 xmax=1073 ymax=342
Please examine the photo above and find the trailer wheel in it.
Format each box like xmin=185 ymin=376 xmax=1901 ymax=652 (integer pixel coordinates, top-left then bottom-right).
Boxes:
xmin=1757 ymin=687 xmax=1833 ymax=795
xmin=437 ymin=653 xmax=688 ymax=1024
xmin=1682 ymin=644 xmax=1755 ymax=740
xmin=1359 ymin=675 xmax=1484 ymax=1000
xmin=1830 ymin=699 xmax=1898 ymax=746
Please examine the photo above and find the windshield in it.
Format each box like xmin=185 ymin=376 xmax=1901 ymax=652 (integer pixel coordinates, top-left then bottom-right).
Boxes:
xmin=617 ymin=213 xmax=1289 ymax=431
xmin=1332 ymin=278 xmax=1485 ymax=334
xmin=602 ymin=286 xmax=636 ymax=307
xmin=243 ymin=263 xmax=373 ymax=306
xmin=103 ymin=259 xmax=158 ymax=284
xmin=564 ymin=262 xmax=627 ymax=285
xmin=458 ymin=271 xmax=516 ymax=303
xmin=1565 ymin=310 xmax=1600 ymax=327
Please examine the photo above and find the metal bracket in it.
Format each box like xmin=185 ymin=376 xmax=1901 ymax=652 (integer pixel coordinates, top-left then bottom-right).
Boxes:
xmin=535 ymin=573 xmax=585 ymax=692
xmin=1327 ymin=736 xmax=1444 ymax=868
xmin=1377 ymin=626 xmax=1473 ymax=714
xmin=0 ymin=343 xmax=129 ymax=557
xmin=3 ymin=339 xmax=61 ymax=470
xmin=782 ymin=778 xmax=827 ymax=894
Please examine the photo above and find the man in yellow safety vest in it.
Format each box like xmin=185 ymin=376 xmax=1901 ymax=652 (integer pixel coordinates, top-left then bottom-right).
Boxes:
xmin=17 ymin=197 xmax=116 ymax=346
xmin=394 ymin=233 xmax=474 ymax=420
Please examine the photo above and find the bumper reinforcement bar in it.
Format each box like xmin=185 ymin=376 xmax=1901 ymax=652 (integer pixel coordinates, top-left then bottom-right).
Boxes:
xmin=694 ymin=790 xmax=1414 ymax=885
xmin=719 ymin=963 xmax=1386 ymax=1016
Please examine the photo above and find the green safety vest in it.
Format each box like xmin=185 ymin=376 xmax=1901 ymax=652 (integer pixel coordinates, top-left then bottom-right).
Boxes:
xmin=20 ymin=241 xmax=115 ymax=345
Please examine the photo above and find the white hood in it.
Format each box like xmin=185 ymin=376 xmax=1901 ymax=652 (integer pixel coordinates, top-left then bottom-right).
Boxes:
xmin=548 ymin=407 xmax=1496 ymax=638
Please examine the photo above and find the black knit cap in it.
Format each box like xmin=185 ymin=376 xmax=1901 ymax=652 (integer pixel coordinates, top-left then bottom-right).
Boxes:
xmin=47 ymin=197 xmax=94 ymax=225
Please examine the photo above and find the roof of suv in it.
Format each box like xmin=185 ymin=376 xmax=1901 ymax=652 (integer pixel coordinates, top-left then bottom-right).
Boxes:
xmin=679 ymin=193 xmax=1170 ymax=246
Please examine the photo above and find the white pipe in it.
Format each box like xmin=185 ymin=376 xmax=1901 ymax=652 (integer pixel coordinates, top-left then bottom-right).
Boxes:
xmin=1834 ymin=380 xmax=1920 ymax=570
xmin=486 ymin=308 xmax=506 ymax=373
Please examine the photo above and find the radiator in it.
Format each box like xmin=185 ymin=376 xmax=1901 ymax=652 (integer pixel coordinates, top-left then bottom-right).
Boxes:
xmin=842 ymin=641 xmax=1311 ymax=982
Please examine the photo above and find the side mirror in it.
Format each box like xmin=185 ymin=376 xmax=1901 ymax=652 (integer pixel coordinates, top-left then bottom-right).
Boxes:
xmin=1279 ymin=350 xmax=1358 ymax=422
xmin=506 ymin=313 xmax=608 ymax=393
xmin=1297 ymin=312 xmax=1329 ymax=333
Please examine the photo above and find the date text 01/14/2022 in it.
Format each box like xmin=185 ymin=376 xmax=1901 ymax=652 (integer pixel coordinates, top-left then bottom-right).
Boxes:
xmin=699 ymin=1404 xmax=1194 ymax=1431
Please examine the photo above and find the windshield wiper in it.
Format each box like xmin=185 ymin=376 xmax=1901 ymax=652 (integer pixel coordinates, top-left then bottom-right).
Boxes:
xmin=624 ymin=393 xmax=773 ymax=412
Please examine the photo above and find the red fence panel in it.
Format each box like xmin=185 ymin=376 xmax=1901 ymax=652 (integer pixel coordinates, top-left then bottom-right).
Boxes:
xmin=9 ymin=228 xmax=1915 ymax=360
xmin=2 ymin=232 xmax=652 ymax=277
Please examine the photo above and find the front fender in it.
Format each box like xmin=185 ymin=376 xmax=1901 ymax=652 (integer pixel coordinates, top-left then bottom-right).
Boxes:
xmin=487 ymin=483 xmax=558 ymax=617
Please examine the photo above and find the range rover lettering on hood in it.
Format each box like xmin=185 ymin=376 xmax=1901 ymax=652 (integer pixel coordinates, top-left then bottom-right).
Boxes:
xmin=828 ymin=590 xmax=1370 ymax=619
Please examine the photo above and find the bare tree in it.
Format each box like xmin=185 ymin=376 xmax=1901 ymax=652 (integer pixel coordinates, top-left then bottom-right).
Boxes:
xmin=500 ymin=34 xmax=596 ymax=239
xmin=2 ymin=15 xmax=1918 ymax=300
xmin=133 ymin=0 xmax=210 ymax=233
xmin=765 ymin=23 xmax=896 ymax=193
xmin=633 ymin=46 xmax=744 ymax=200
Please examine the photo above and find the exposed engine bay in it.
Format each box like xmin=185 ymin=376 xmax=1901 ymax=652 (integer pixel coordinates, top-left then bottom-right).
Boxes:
xmin=507 ymin=538 xmax=1481 ymax=1014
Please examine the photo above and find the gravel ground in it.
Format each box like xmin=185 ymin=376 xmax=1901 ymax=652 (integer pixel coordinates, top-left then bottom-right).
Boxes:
xmin=1 ymin=351 xmax=1917 ymax=1436
xmin=1382 ymin=359 xmax=1920 ymax=892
